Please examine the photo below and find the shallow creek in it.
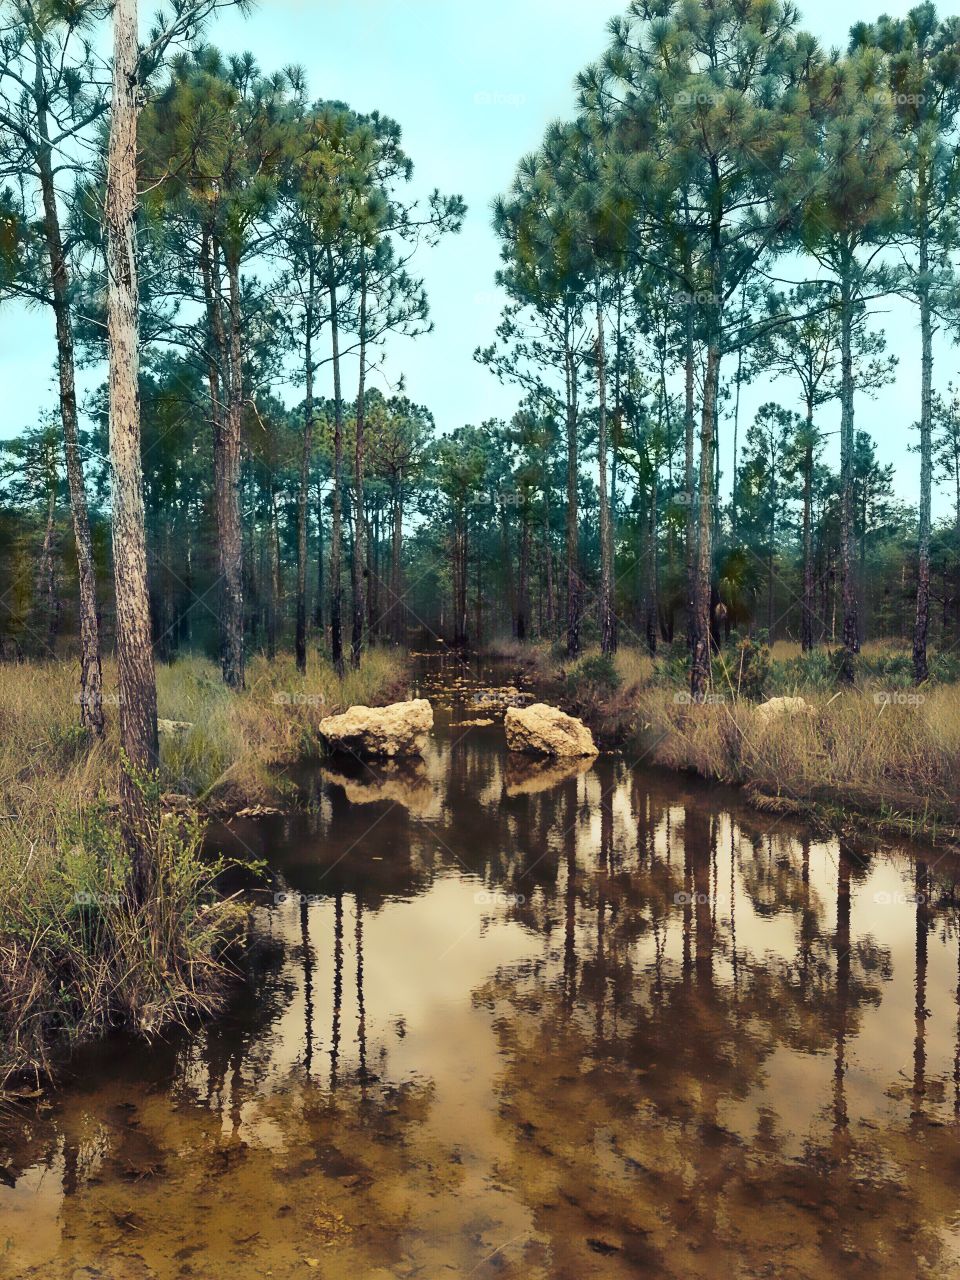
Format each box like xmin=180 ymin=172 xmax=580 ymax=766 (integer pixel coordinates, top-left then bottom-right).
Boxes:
xmin=3 ymin=653 xmax=960 ymax=1278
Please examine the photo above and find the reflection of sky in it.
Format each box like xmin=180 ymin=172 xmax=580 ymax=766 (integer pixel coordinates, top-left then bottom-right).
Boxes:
xmin=0 ymin=0 xmax=943 ymax=511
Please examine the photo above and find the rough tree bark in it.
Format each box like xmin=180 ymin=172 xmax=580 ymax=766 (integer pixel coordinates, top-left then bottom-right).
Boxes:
xmin=106 ymin=0 xmax=159 ymax=898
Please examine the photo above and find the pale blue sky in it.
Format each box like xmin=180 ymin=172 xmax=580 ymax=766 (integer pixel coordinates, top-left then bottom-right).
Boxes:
xmin=0 ymin=0 xmax=946 ymax=510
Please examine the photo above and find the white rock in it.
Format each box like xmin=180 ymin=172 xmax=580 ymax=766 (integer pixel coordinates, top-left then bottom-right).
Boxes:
xmin=504 ymin=703 xmax=598 ymax=758
xmin=754 ymin=696 xmax=814 ymax=723
xmin=158 ymin=719 xmax=193 ymax=735
xmin=318 ymin=698 xmax=433 ymax=758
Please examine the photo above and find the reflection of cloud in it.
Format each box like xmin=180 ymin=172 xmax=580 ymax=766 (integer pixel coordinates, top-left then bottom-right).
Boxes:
xmin=322 ymin=761 xmax=439 ymax=817
xmin=504 ymin=752 xmax=594 ymax=797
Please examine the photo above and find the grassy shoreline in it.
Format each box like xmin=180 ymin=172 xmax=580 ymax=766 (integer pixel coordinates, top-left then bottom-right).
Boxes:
xmin=0 ymin=649 xmax=407 ymax=1083
xmin=487 ymin=636 xmax=960 ymax=848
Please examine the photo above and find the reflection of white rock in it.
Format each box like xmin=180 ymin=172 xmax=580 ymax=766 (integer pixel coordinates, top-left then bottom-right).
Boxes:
xmin=505 ymin=753 xmax=594 ymax=796
xmin=504 ymin=703 xmax=598 ymax=757
xmin=321 ymin=763 xmax=438 ymax=816
xmin=754 ymin=696 xmax=814 ymax=724
xmin=318 ymin=699 xmax=433 ymax=757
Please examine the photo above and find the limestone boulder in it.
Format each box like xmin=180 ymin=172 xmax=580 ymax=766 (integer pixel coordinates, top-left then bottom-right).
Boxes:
xmin=318 ymin=698 xmax=433 ymax=758
xmin=504 ymin=703 xmax=598 ymax=758
xmin=754 ymin=696 xmax=814 ymax=724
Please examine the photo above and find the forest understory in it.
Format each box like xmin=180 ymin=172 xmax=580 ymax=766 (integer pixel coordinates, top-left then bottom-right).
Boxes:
xmin=495 ymin=637 xmax=960 ymax=848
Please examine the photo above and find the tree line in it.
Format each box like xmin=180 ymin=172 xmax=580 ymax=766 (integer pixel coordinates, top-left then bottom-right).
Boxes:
xmin=4 ymin=0 xmax=960 ymax=876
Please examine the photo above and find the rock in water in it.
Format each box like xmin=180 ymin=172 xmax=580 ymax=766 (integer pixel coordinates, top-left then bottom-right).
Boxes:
xmin=318 ymin=699 xmax=434 ymax=758
xmin=504 ymin=703 xmax=598 ymax=758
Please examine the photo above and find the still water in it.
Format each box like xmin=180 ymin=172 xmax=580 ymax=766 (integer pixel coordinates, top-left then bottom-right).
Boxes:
xmin=3 ymin=655 xmax=960 ymax=1278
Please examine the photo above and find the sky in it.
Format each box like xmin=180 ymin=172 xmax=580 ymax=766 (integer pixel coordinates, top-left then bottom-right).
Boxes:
xmin=0 ymin=0 xmax=947 ymax=511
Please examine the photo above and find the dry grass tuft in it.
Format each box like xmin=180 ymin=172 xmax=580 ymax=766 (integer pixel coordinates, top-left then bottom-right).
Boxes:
xmin=0 ymin=647 xmax=406 ymax=1080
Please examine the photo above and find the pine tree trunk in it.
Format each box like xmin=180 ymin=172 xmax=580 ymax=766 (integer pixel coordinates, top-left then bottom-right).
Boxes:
xmin=296 ymin=285 xmax=314 ymax=674
xmin=690 ymin=344 xmax=720 ymax=701
xmin=315 ymin=473 xmax=324 ymax=632
xmin=913 ymin=219 xmax=932 ymax=685
xmin=801 ymin=401 xmax=814 ymax=654
xmin=517 ymin=495 xmax=530 ymax=642
xmin=390 ymin=481 xmax=403 ymax=644
xmin=351 ymin=258 xmax=367 ymax=669
xmin=217 ymin=253 xmax=245 ymax=689
xmin=839 ymin=260 xmax=859 ymax=682
xmin=645 ymin=467 xmax=658 ymax=656
xmin=267 ymin=479 xmax=280 ymax=661
xmin=327 ymin=250 xmax=344 ymax=677
xmin=543 ymin=477 xmax=554 ymax=633
xmin=564 ymin=322 xmax=581 ymax=658
xmin=596 ymin=297 xmax=614 ymax=657
xmin=683 ymin=300 xmax=696 ymax=649
xmin=36 ymin=469 xmax=59 ymax=653
xmin=35 ymin=80 xmax=104 ymax=734
xmin=106 ymin=0 xmax=159 ymax=897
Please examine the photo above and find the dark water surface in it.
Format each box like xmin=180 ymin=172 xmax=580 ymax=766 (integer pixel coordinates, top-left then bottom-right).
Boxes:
xmin=3 ymin=654 xmax=960 ymax=1278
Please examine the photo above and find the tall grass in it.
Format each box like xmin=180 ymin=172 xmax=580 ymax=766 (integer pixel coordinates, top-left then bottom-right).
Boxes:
xmin=0 ymin=647 xmax=406 ymax=1080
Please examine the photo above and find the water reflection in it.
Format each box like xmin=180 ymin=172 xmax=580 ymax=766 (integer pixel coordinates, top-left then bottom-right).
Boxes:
xmin=2 ymin=655 xmax=960 ymax=1278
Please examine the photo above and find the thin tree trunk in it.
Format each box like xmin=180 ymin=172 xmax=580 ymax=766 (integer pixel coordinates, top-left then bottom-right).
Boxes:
xmin=35 ymin=75 xmax=104 ymax=734
xmin=596 ymin=295 xmax=613 ymax=656
xmin=691 ymin=344 xmax=720 ymax=700
xmin=564 ymin=319 xmax=581 ymax=658
xmin=106 ymin=0 xmax=159 ymax=896
xmin=296 ymin=276 xmax=315 ymax=673
xmin=327 ymin=250 xmax=344 ymax=677
xmin=517 ymin=495 xmax=530 ymax=641
xmin=267 ymin=479 xmax=280 ymax=661
xmin=36 ymin=463 xmax=59 ymax=652
xmin=839 ymin=261 xmax=859 ymax=681
xmin=351 ymin=255 xmax=367 ymax=669
xmin=801 ymin=400 xmax=814 ymax=653
xmin=913 ymin=217 xmax=932 ymax=685
xmin=684 ymin=299 xmax=696 ymax=649
xmin=390 ymin=481 xmax=403 ymax=644
xmin=218 ymin=252 xmax=245 ymax=689
xmin=645 ymin=464 xmax=658 ymax=656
